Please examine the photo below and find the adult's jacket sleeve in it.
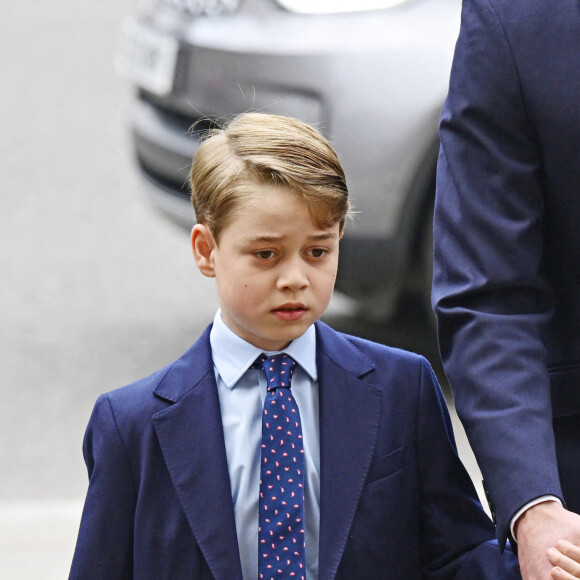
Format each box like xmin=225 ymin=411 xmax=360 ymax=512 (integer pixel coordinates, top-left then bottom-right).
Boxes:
xmin=432 ymin=0 xmax=563 ymax=548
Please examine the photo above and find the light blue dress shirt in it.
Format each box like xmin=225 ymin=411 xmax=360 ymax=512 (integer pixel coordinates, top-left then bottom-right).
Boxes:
xmin=210 ymin=311 xmax=321 ymax=580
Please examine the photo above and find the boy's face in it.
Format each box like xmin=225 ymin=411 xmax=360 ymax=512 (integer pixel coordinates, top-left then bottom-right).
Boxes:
xmin=192 ymin=184 xmax=341 ymax=351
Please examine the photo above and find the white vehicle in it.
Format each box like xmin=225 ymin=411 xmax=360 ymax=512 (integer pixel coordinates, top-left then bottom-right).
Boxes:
xmin=117 ymin=0 xmax=461 ymax=321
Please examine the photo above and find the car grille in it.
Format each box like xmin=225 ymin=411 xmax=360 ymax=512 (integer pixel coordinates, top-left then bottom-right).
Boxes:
xmin=156 ymin=0 xmax=242 ymax=18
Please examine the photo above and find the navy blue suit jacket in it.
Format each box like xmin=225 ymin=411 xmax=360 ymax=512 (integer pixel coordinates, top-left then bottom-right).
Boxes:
xmin=433 ymin=0 xmax=580 ymax=548
xmin=70 ymin=321 xmax=519 ymax=579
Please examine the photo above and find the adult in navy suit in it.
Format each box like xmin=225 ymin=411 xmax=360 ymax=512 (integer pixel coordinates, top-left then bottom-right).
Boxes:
xmin=433 ymin=0 xmax=580 ymax=577
xmin=69 ymin=321 xmax=520 ymax=579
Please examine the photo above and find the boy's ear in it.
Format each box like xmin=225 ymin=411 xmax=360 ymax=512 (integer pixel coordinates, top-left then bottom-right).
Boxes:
xmin=191 ymin=224 xmax=217 ymax=278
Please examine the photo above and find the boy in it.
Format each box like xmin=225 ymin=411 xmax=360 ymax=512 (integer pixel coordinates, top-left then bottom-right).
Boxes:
xmin=70 ymin=113 xmax=519 ymax=579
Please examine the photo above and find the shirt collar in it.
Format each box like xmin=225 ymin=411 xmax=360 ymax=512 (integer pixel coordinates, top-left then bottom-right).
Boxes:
xmin=210 ymin=309 xmax=317 ymax=389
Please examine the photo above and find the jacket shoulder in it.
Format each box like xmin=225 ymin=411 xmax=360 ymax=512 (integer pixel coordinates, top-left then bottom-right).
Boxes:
xmin=316 ymin=320 xmax=429 ymax=378
xmin=100 ymin=325 xmax=213 ymax=417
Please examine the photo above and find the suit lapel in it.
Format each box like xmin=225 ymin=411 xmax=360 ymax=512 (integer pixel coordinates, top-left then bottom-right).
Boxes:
xmin=152 ymin=327 xmax=243 ymax=580
xmin=315 ymin=322 xmax=382 ymax=580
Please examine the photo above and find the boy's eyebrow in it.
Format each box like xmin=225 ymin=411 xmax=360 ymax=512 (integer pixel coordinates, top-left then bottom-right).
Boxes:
xmin=247 ymin=232 xmax=339 ymax=243
xmin=307 ymin=232 xmax=340 ymax=241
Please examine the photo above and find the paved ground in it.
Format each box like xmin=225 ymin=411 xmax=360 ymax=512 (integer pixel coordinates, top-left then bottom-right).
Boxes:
xmin=0 ymin=2 xmax=482 ymax=578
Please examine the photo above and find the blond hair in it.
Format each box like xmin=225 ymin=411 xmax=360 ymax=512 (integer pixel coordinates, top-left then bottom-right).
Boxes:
xmin=190 ymin=112 xmax=350 ymax=241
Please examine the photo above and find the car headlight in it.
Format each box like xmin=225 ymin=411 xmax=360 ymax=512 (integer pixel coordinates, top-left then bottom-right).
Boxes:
xmin=274 ymin=0 xmax=409 ymax=14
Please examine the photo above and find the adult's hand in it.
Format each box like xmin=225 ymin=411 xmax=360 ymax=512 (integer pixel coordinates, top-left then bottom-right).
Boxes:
xmin=515 ymin=501 xmax=580 ymax=580
xmin=547 ymin=541 xmax=580 ymax=578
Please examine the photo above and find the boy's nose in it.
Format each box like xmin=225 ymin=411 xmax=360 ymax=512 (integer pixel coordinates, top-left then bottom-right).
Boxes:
xmin=277 ymin=257 xmax=309 ymax=291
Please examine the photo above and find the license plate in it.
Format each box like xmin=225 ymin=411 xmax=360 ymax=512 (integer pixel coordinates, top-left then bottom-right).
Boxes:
xmin=116 ymin=18 xmax=179 ymax=96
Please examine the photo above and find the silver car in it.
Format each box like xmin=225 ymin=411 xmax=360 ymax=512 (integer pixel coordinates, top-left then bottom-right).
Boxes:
xmin=116 ymin=0 xmax=460 ymax=321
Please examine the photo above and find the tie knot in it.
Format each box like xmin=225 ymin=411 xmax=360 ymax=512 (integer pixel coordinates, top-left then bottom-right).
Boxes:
xmin=253 ymin=353 xmax=297 ymax=391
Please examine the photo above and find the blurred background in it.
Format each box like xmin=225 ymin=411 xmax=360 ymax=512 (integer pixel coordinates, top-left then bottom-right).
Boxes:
xmin=1 ymin=1 xmax=478 ymax=578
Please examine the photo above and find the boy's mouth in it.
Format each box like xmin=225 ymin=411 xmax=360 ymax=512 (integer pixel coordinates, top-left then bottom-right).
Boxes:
xmin=272 ymin=304 xmax=307 ymax=322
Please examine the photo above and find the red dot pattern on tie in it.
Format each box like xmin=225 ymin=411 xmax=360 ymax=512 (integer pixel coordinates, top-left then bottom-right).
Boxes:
xmin=254 ymin=354 xmax=306 ymax=580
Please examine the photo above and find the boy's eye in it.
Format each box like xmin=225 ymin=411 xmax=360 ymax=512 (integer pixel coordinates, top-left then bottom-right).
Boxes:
xmin=309 ymin=248 xmax=328 ymax=258
xmin=255 ymin=250 xmax=275 ymax=260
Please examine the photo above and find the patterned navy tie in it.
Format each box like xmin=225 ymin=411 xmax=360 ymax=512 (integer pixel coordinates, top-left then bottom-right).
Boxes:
xmin=253 ymin=353 xmax=306 ymax=580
